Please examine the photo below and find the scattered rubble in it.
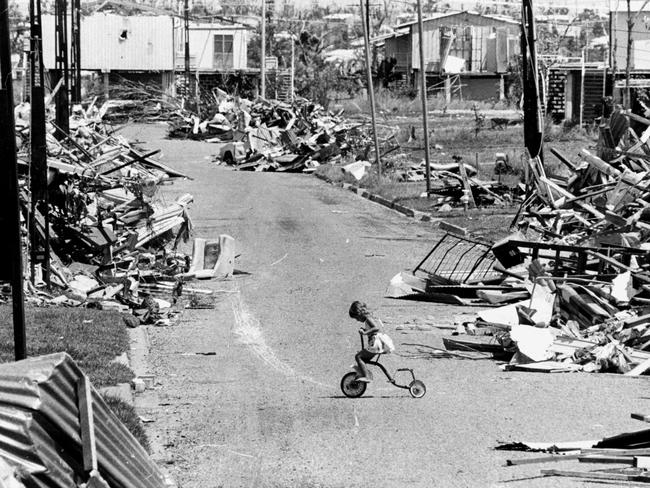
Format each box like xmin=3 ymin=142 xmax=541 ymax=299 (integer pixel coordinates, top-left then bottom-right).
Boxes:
xmin=500 ymin=412 xmax=650 ymax=485
xmin=165 ymin=90 xmax=520 ymax=211
xmin=8 ymin=96 xmax=237 ymax=323
xmin=390 ymin=109 xmax=650 ymax=375
xmin=195 ymin=93 xmax=372 ymax=173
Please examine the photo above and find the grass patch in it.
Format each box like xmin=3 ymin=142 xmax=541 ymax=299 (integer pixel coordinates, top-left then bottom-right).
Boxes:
xmin=0 ymin=306 xmax=134 ymax=387
xmin=103 ymin=394 xmax=150 ymax=453
xmin=333 ymin=90 xmax=514 ymax=117
xmin=317 ymin=108 xmax=598 ymax=220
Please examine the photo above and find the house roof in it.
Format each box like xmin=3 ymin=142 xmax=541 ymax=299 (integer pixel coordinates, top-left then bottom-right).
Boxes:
xmin=189 ymin=21 xmax=252 ymax=31
xmin=89 ymin=0 xmax=249 ymax=27
xmin=395 ymin=11 xmax=457 ymax=29
xmin=395 ymin=10 xmax=519 ymax=29
xmin=370 ymin=27 xmax=410 ymax=43
xmin=350 ymin=27 xmax=409 ymax=48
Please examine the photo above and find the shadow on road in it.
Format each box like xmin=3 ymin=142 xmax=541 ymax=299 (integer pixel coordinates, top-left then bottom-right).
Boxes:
xmin=322 ymin=395 xmax=404 ymax=400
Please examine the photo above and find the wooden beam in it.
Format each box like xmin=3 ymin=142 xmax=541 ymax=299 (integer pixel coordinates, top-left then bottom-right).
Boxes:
xmin=586 ymin=250 xmax=650 ymax=283
xmin=627 ymin=357 xmax=650 ymax=376
xmin=77 ymin=375 xmax=97 ymax=472
xmin=539 ymin=176 xmax=605 ymax=219
xmin=626 ymin=111 xmax=650 ymax=126
xmin=541 ymin=468 xmax=650 ymax=482
xmin=506 ymin=454 xmax=581 ymax=466
xmin=578 ymin=454 xmax=635 ymax=464
xmin=632 ymin=413 xmax=650 ymax=423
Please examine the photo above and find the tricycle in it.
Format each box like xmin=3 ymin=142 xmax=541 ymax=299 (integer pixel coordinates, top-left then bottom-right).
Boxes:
xmin=340 ymin=332 xmax=426 ymax=398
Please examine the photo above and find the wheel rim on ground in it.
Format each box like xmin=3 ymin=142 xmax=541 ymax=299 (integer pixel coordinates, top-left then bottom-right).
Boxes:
xmin=341 ymin=372 xmax=367 ymax=398
xmin=409 ymin=380 xmax=426 ymax=398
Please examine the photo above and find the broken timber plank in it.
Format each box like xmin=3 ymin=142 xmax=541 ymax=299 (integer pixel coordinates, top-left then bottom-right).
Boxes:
xmin=586 ymin=250 xmax=650 ymax=283
xmin=577 ymin=454 xmax=635 ymax=464
xmin=582 ymin=149 xmax=623 ymax=178
xmin=457 ymin=160 xmax=476 ymax=208
xmin=541 ymin=469 xmax=650 ymax=482
xmin=632 ymin=413 xmax=650 ymax=423
xmin=539 ymin=176 xmax=605 ymax=219
xmin=550 ymin=148 xmax=578 ymax=172
xmin=626 ymin=356 xmax=650 ymax=376
xmin=582 ymin=448 xmax=650 ymax=456
xmin=626 ymin=111 xmax=650 ymax=126
xmin=505 ymin=454 xmax=581 ymax=466
xmin=77 ymin=375 xmax=98 ymax=472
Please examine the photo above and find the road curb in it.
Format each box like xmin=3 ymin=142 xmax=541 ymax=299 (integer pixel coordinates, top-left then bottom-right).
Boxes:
xmin=314 ymin=172 xmax=516 ymax=224
xmin=129 ymin=326 xmax=178 ymax=487
xmin=316 ymin=174 xmax=425 ymax=220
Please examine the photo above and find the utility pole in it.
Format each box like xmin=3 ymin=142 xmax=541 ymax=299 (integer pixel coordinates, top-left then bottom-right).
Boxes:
xmin=70 ymin=0 xmax=81 ymax=103
xmin=360 ymin=0 xmax=381 ymax=177
xmin=521 ymin=0 xmax=543 ymax=162
xmin=416 ymin=0 xmax=431 ymax=197
xmin=0 ymin=0 xmax=27 ymax=360
xmin=624 ymin=0 xmax=650 ymax=108
xmin=30 ymin=0 xmax=50 ymax=288
xmin=184 ymin=0 xmax=191 ymax=104
xmin=365 ymin=0 xmax=370 ymax=34
xmin=261 ymin=0 xmax=266 ymax=98
xmin=579 ymin=47 xmax=585 ymax=127
xmin=54 ymin=0 xmax=69 ymax=139
xmin=290 ymin=34 xmax=294 ymax=102
xmin=626 ymin=0 xmax=632 ymax=108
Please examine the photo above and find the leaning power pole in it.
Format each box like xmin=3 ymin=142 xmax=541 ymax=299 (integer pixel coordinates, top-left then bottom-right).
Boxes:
xmin=184 ymin=0 xmax=191 ymax=103
xmin=625 ymin=0 xmax=650 ymax=108
xmin=359 ymin=0 xmax=381 ymax=177
xmin=54 ymin=0 xmax=69 ymax=139
xmin=261 ymin=0 xmax=266 ymax=98
xmin=29 ymin=0 xmax=50 ymax=287
xmin=70 ymin=0 xmax=81 ymax=103
xmin=0 ymin=0 xmax=27 ymax=360
xmin=416 ymin=0 xmax=431 ymax=197
xmin=521 ymin=0 xmax=543 ymax=162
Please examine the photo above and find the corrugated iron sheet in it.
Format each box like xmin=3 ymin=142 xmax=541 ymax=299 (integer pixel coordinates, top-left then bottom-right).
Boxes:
xmin=0 ymin=456 xmax=27 ymax=488
xmin=0 ymin=406 xmax=76 ymax=488
xmin=0 ymin=353 xmax=166 ymax=488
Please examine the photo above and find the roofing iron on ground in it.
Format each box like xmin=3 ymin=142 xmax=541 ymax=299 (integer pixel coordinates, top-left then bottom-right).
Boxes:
xmin=0 ymin=353 xmax=169 ymax=488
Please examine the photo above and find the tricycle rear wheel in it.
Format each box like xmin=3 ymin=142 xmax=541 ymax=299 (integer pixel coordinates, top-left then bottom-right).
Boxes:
xmin=341 ymin=372 xmax=367 ymax=398
xmin=409 ymin=380 xmax=426 ymax=398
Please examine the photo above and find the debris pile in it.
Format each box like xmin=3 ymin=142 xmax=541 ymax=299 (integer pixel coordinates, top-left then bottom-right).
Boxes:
xmin=398 ymin=154 xmax=517 ymax=210
xmin=500 ymin=412 xmax=650 ymax=485
xmin=391 ymin=109 xmax=650 ymax=375
xmin=100 ymin=79 xmax=185 ymax=123
xmin=10 ymin=99 xmax=234 ymax=322
xmin=168 ymin=91 xmax=519 ymax=210
xmin=169 ymin=91 xmax=377 ymax=172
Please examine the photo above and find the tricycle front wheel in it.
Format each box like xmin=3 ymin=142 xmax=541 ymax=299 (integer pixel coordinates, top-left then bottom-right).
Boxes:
xmin=409 ymin=380 xmax=426 ymax=398
xmin=341 ymin=372 xmax=367 ymax=398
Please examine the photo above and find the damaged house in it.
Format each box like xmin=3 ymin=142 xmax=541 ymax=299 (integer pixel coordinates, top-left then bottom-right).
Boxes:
xmin=380 ymin=11 xmax=520 ymax=101
xmin=40 ymin=11 xmax=253 ymax=97
xmin=42 ymin=12 xmax=177 ymax=94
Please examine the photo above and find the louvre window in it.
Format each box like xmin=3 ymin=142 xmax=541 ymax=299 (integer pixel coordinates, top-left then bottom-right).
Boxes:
xmin=213 ymin=34 xmax=234 ymax=69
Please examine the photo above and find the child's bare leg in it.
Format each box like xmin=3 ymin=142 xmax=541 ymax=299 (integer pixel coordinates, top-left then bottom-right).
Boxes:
xmin=355 ymin=351 xmax=370 ymax=379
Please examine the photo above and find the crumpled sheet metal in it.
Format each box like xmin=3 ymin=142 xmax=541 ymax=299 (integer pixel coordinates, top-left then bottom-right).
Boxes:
xmin=0 ymin=353 xmax=166 ymax=488
xmin=0 ymin=406 xmax=76 ymax=488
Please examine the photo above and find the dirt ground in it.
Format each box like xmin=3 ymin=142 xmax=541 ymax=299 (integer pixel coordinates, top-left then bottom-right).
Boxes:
xmin=124 ymin=123 xmax=650 ymax=488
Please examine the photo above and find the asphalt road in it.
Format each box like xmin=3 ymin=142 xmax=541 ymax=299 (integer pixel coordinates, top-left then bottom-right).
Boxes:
xmin=126 ymin=123 xmax=650 ymax=488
